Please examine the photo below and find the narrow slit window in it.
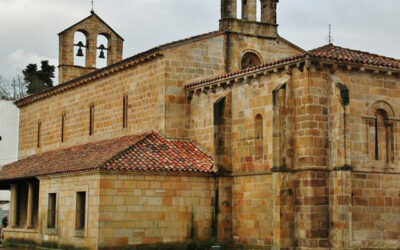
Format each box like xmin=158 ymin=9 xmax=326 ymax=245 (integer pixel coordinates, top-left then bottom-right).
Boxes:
xmin=37 ymin=122 xmax=41 ymax=148
xmin=375 ymin=117 xmax=379 ymax=161
xmin=375 ymin=109 xmax=390 ymax=163
xmin=237 ymin=0 xmax=242 ymax=19
xmin=255 ymin=114 xmax=263 ymax=160
xmin=47 ymin=193 xmax=57 ymax=229
xmin=123 ymin=96 xmax=128 ymax=128
xmin=75 ymin=192 xmax=86 ymax=230
xmin=61 ymin=114 xmax=66 ymax=143
xmin=89 ymin=105 xmax=95 ymax=136
xmin=256 ymin=0 xmax=261 ymax=22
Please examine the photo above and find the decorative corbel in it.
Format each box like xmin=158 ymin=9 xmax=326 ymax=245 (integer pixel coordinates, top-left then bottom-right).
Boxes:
xmin=211 ymin=85 xmax=217 ymax=94
xmin=187 ymin=90 xmax=194 ymax=101
xmin=330 ymin=64 xmax=338 ymax=74
xmin=284 ymin=65 xmax=292 ymax=75
xmin=195 ymin=89 xmax=201 ymax=96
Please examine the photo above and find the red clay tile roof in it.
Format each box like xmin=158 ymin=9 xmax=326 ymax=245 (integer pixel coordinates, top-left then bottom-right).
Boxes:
xmin=0 ymin=132 xmax=215 ymax=181
xmin=185 ymin=44 xmax=400 ymax=90
xmin=102 ymin=132 xmax=215 ymax=174
xmin=310 ymin=44 xmax=400 ymax=69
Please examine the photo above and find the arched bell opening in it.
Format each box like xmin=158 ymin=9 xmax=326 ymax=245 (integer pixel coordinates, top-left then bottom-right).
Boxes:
xmin=256 ymin=0 xmax=262 ymax=22
xmin=74 ymin=30 xmax=88 ymax=67
xmin=96 ymin=34 xmax=110 ymax=68
xmin=237 ymin=0 xmax=242 ymax=19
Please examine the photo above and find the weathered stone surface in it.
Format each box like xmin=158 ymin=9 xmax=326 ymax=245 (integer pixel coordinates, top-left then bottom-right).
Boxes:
xmin=6 ymin=1 xmax=400 ymax=250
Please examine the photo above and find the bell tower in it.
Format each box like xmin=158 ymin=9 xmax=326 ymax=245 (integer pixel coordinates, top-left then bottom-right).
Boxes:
xmin=220 ymin=0 xmax=279 ymax=37
xmin=58 ymin=11 xmax=124 ymax=84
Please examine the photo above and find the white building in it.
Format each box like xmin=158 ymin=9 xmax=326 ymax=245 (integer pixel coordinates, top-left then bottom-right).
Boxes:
xmin=0 ymin=99 xmax=19 ymax=203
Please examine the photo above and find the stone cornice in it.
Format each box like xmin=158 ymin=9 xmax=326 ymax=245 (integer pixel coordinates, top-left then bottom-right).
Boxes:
xmin=185 ymin=55 xmax=400 ymax=97
xmin=185 ymin=55 xmax=306 ymax=96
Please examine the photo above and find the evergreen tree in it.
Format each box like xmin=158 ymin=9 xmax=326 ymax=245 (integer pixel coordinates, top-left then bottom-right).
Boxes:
xmin=23 ymin=60 xmax=55 ymax=95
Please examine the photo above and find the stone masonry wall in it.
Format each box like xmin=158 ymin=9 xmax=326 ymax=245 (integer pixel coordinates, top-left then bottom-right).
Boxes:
xmin=352 ymin=172 xmax=400 ymax=248
xmin=97 ymin=173 xmax=216 ymax=248
xmin=4 ymin=173 xmax=224 ymax=250
xmin=190 ymin=72 xmax=290 ymax=174
xmin=3 ymin=173 xmax=101 ymax=249
xmin=18 ymin=57 xmax=165 ymax=159
xmin=189 ymin=62 xmax=400 ymax=248
xmin=38 ymin=174 xmax=100 ymax=249
xmin=232 ymin=174 xmax=274 ymax=247
xmin=163 ymin=34 xmax=226 ymax=138
xmin=332 ymin=69 xmax=400 ymax=170
xmin=174 ymin=32 xmax=301 ymax=139
xmin=228 ymin=34 xmax=302 ymax=72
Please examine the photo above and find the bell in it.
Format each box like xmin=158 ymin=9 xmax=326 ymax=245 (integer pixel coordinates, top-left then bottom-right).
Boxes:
xmin=98 ymin=44 xmax=106 ymax=59
xmin=99 ymin=50 xmax=105 ymax=59
xmin=76 ymin=48 xmax=84 ymax=57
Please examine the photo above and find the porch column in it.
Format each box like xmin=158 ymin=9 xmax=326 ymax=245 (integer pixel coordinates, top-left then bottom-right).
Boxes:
xmin=26 ymin=182 xmax=34 ymax=229
xmin=10 ymin=184 xmax=18 ymax=228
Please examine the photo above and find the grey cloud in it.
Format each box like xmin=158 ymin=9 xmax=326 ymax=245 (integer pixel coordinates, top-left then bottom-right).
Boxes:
xmin=0 ymin=0 xmax=399 ymax=83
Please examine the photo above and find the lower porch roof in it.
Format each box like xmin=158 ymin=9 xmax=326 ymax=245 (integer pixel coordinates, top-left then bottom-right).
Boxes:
xmin=0 ymin=131 xmax=215 ymax=184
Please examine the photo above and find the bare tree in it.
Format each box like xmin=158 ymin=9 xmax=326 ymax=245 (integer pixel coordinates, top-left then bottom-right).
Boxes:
xmin=0 ymin=75 xmax=9 ymax=99
xmin=0 ymin=74 xmax=27 ymax=100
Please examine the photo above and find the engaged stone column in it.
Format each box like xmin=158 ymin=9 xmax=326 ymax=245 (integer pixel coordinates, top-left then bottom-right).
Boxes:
xmin=26 ymin=183 xmax=34 ymax=229
xmin=10 ymin=184 xmax=18 ymax=228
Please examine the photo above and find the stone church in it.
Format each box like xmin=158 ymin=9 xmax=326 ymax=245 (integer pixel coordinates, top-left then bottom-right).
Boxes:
xmin=1 ymin=1 xmax=400 ymax=249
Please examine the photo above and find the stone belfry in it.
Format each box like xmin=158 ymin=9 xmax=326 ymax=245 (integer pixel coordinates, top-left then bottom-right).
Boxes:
xmin=220 ymin=0 xmax=279 ymax=37
xmin=58 ymin=11 xmax=124 ymax=84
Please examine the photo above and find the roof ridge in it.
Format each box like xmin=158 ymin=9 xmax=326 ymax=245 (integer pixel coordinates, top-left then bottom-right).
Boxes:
xmin=277 ymin=36 xmax=306 ymax=53
xmin=99 ymin=131 xmax=216 ymax=174
xmin=0 ymin=131 xmax=216 ymax=181
xmin=307 ymin=43 xmax=335 ymax=54
xmin=3 ymin=133 xmax=151 ymax=167
xmin=58 ymin=12 xmax=124 ymax=40
xmin=97 ymin=132 xmax=155 ymax=170
xmin=330 ymin=45 xmax=400 ymax=62
xmin=140 ymin=131 xmax=213 ymax=159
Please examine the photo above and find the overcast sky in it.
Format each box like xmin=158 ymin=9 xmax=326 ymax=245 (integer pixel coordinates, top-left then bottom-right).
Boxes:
xmin=0 ymin=0 xmax=400 ymax=84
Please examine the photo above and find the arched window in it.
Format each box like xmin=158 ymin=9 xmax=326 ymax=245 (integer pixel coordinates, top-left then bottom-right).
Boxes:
xmin=241 ymin=52 xmax=261 ymax=69
xmin=74 ymin=31 xmax=88 ymax=67
xmin=375 ymin=109 xmax=390 ymax=163
xmin=96 ymin=34 xmax=109 ymax=68
xmin=237 ymin=0 xmax=242 ymax=19
xmin=255 ymin=114 xmax=263 ymax=160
